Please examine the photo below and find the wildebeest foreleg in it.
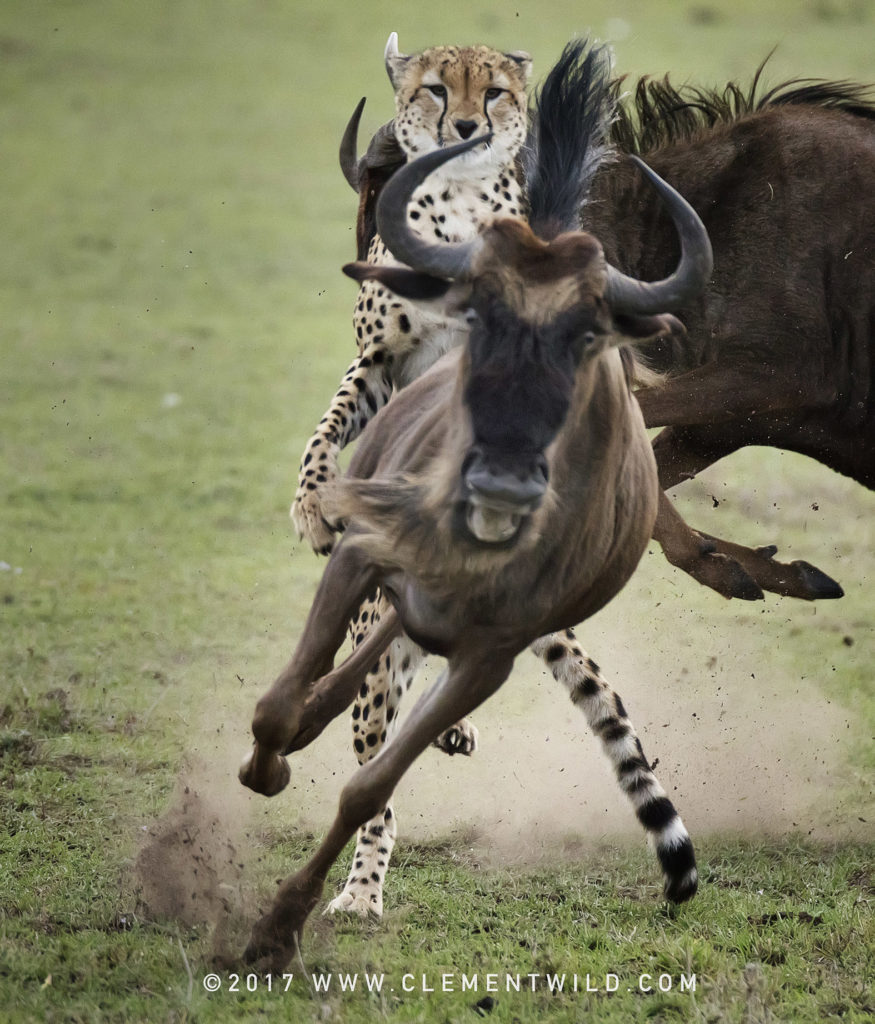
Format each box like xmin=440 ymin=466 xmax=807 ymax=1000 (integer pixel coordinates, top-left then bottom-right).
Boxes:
xmin=239 ymin=539 xmax=394 ymax=796
xmin=326 ymin=597 xmax=424 ymax=919
xmin=529 ymin=634 xmax=697 ymax=903
xmin=653 ymin=490 xmax=765 ymax=601
xmin=648 ymin=425 xmax=843 ymax=599
xmin=654 ymin=488 xmax=843 ymax=601
xmin=649 ymin=424 xmax=739 ymax=492
xmin=243 ymin=646 xmax=515 ymax=971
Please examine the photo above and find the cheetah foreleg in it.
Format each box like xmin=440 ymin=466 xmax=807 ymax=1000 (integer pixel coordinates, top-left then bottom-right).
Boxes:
xmin=292 ymin=348 xmax=393 ymax=553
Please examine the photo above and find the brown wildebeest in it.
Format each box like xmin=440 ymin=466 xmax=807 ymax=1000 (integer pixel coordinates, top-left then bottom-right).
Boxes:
xmin=239 ymin=46 xmax=712 ymax=968
xmin=340 ymin=58 xmax=875 ymax=602
xmin=581 ymin=70 xmax=875 ymax=598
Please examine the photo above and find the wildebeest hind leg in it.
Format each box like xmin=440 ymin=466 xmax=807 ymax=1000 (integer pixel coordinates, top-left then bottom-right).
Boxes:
xmin=243 ymin=647 xmax=515 ymax=971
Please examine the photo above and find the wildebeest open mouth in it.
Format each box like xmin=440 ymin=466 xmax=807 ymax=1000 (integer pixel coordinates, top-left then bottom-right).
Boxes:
xmin=464 ymin=494 xmax=534 ymax=544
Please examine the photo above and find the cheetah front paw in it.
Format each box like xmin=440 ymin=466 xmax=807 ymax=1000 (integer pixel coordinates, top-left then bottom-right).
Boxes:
xmin=323 ymin=888 xmax=383 ymax=919
xmin=433 ymin=718 xmax=479 ymax=756
xmin=291 ymin=486 xmax=339 ymax=555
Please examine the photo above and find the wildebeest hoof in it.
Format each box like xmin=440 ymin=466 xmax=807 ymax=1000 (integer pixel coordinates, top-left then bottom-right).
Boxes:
xmin=433 ymin=718 xmax=479 ymax=756
xmin=791 ymin=560 xmax=844 ymax=600
xmin=244 ymin=871 xmax=322 ymax=969
xmin=242 ymin=927 xmax=295 ymax=974
xmin=238 ymin=747 xmax=291 ymax=796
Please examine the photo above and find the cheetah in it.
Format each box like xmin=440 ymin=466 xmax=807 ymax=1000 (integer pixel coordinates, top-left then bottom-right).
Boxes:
xmin=292 ymin=33 xmax=531 ymax=551
xmin=288 ymin=36 xmax=683 ymax=919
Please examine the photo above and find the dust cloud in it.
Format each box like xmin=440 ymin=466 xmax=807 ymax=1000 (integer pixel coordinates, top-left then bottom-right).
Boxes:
xmin=132 ymin=760 xmax=252 ymax=932
xmin=166 ymin=587 xmax=859 ymax=889
xmin=134 ymin=487 xmax=867 ymax=929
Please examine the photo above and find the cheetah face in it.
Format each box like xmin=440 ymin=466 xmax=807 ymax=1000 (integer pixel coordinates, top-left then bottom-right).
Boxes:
xmin=388 ymin=43 xmax=531 ymax=175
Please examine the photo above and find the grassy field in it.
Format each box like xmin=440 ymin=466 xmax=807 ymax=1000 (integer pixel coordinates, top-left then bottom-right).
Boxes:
xmin=1 ymin=1 xmax=873 ymax=1021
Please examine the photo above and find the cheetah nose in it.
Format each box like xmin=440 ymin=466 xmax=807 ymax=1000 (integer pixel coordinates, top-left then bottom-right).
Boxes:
xmin=455 ymin=119 xmax=478 ymax=140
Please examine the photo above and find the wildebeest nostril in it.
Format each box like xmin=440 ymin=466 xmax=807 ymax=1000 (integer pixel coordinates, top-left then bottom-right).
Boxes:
xmin=455 ymin=119 xmax=478 ymax=140
xmin=463 ymin=450 xmax=549 ymax=507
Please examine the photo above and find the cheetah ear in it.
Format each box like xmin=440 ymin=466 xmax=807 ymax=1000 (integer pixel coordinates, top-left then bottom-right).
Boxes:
xmin=384 ymin=32 xmax=410 ymax=89
xmin=343 ymin=262 xmax=452 ymax=301
xmin=505 ymin=50 xmax=532 ymax=85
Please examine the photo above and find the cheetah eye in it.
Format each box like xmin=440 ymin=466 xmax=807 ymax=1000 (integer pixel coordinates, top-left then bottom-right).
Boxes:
xmin=426 ymin=84 xmax=447 ymax=98
xmin=485 ymin=88 xmax=504 ymax=101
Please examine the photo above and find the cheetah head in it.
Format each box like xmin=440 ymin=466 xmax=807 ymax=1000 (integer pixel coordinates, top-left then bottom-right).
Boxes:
xmin=385 ymin=32 xmax=531 ymax=175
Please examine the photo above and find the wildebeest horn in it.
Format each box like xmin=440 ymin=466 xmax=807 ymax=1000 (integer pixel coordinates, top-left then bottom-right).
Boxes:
xmin=375 ymin=134 xmax=493 ymax=279
xmin=605 ymin=156 xmax=713 ymax=314
xmin=339 ymin=97 xmax=367 ymax=191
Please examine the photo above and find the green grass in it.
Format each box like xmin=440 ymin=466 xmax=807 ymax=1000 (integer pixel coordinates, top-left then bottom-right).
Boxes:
xmin=1 ymin=1 xmax=873 ymax=1021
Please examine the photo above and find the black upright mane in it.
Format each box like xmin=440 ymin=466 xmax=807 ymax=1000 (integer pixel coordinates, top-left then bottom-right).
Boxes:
xmin=611 ymin=59 xmax=875 ymax=156
xmin=522 ymin=39 xmax=614 ymax=240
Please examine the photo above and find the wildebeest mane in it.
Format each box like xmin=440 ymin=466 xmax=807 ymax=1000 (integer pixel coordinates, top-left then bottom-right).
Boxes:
xmin=521 ymin=39 xmax=614 ymax=240
xmin=610 ymin=59 xmax=875 ymax=156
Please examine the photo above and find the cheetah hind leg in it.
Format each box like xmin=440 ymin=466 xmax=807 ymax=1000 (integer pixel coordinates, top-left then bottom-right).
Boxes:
xmin=433 ymin=718 xmax=479 ymax=756
xmin=325 ymin=595 xmax=477 ymax=920
xmin=529 ymin=630 xmax=698 ymax=904
xmin=324 ymin=713 xmax=477 ymax=918
xmin=325 ymin=616 xmax=425 ymax=919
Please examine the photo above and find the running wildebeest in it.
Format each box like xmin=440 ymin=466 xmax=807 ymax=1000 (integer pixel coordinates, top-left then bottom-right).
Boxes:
xmin=336 ymin=58 xmax=875 ymax=603
xmin=239 ymin=45 xmax=713 ymax=969
xmin=587 ymin=69 xmax=875 ymax=598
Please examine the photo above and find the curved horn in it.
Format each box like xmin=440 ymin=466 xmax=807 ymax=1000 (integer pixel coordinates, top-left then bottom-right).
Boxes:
xmin=375 ymin=133 xmax=493 ymax=280
xmin=339 ymin=97 xmax=366 ymax=191
xmin=604 ymin=156 xmax=713 ymax=315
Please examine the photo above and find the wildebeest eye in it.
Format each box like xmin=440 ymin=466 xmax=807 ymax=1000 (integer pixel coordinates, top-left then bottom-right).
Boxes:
xmin=485 ymin=87 xmax=504 ymax=101
xmin=463 ymin=308 xmax=479 ymax=326
xmin=426 ymin=84 xmax=447 ymax=98
xmin=571 ymin=331 xmax=596 ymax=361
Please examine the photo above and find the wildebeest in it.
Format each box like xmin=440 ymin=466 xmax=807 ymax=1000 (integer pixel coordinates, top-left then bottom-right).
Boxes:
xmin=586 ymin=69 xmax=875 ymax=599
xmin=340 ymin=58 xmax=875 ymax=603
xmin=238 ymin=45 xmax=712 ymax=969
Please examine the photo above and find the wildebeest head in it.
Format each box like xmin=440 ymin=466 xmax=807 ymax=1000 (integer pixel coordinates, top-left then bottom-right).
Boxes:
xmin=344 ymin=135 xmax=712 ymax=545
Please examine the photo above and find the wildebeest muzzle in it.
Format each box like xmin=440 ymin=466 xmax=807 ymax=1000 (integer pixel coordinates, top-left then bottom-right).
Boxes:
xmin=460 ymin=447 xmax=549 ymax=544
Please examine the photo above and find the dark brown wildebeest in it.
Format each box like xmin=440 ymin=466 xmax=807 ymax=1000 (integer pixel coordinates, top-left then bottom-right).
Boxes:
xmin=238 ymin=46 xmax=712 ymax=969
xmin=583 ymin=70 xmax=875 ymax=598
xmin=340 ymin=58 xmax=875 ymax=602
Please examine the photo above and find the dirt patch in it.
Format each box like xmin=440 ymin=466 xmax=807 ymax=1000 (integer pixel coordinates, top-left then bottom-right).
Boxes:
xmin=133 ymin=772 xmax=249 ymax=930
